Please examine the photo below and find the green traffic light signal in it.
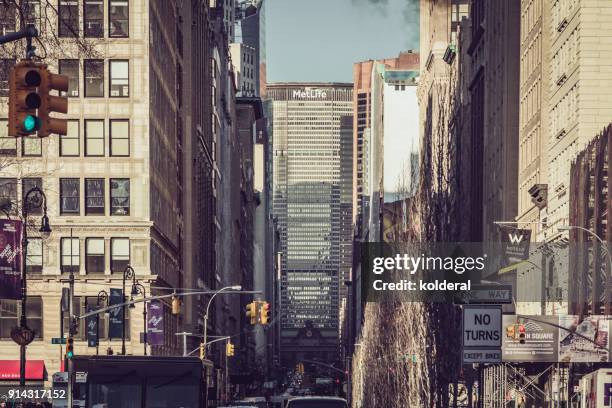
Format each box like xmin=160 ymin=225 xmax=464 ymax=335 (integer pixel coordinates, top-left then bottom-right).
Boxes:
xmin=23 ymin=115 xmax=40 ymax=132
xmin=66 ymin=350 xmax=73 ymax=359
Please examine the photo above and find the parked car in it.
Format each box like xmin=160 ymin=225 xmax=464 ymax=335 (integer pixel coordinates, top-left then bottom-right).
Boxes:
xmin=286 ymin=397 xmax=348 ymax=408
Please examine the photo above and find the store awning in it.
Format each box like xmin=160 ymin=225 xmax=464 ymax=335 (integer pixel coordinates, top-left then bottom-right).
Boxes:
xmin=0 ymin=360 xmax=45 ymax=380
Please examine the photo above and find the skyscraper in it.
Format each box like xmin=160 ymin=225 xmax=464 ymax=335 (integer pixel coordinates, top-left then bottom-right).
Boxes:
xmin=268 ymin=83 xmax=353 ymax=363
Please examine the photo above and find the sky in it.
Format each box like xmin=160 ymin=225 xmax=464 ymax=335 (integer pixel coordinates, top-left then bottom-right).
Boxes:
xmin=265 ymin=0 xmax=419 ymax=83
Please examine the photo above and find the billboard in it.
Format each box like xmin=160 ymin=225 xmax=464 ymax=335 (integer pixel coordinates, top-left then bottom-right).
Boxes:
xmin=0 ymin=219 xmax=22 ymax=300
xmin=502 ymin=315 xmax=558 ymax=362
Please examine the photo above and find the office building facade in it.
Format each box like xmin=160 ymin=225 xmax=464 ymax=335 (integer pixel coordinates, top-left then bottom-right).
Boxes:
xmin=268 ymin=83 xmax=353 ymax=363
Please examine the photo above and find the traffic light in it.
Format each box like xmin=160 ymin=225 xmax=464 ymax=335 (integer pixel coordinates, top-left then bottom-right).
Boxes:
xmin=8 ymin=60 xmax=42 ymax=137
xmin=518 ymin=324 xmax=526 ymax=344
xmin=66 ymin=336 xmax=74 ymax=359
xmin=295 ymin=362 xmax=304 ymax=374
xmin=506 ymin=324 xmax=516 ymax=339
xmin=38 ymin=66 xmax=69 ymax=137
xmin=246 ymin=302 xmax=257 ymax=325
xmin=199 ymin=343 xmax=205 ymax=360
xmin=171 ymin=295 xmax=181 ymax=315
xmin=226 ymin=342 xmax=235 ymax=357
xmin=259 ymin=301 xmax=271 ymax=325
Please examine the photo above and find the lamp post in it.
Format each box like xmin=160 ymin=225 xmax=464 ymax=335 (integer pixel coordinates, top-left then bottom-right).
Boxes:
xmin=122 ymin=265 xmax=135 ymax=355
xmin=130 ymin=282 xmax=147 ymax=355
xmin=96 ymin=290 xmax=109 ymax=356
xmin=202 ymin=285 xmax=242 ymax=359
xmin=15 ymin=186 xmax=51 ymax=386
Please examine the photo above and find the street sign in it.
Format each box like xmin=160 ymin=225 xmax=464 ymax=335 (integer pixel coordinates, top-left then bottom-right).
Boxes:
xmin=52 ymin=337 xmax=67 ymax=345
xmin=462 ymin=305 xmax=502 ymax=348
xmin=75 ymin=371 xmax=88 ymax=383
xmin=462 ymin=348 xmax=501 ymax=364
xmin=465 ymin=284 xmax=513 ymax=304
xmin=502 ymin=315 xmax=558 ymax=362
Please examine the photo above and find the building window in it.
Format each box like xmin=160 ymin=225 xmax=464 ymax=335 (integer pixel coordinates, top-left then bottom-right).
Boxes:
xmin=22 ymin=178 xmax=42 ymax=215
xmin=110 ymin=120 xmax=129 ymax=156
xmin=84 ymin=0 xmax=104 ymax=38
xmin=109 ymin=60 xmax=129 ymax=97
xmin=0 ymin=4 xmax=16 ymax=36
xmin=58 ymin=0 xmax=79 ymax=37
xmin=60 ymin=178 xmax=80 ymax=215
xmin=0 ymin=297 xmax=43 ymax=339
xmin=109 ymin=0 xmax=129 ymax=37
xmin=85 ymin=120 xmax=104 ymax=156
xmin=23 ymin=0 xmax=41 ymax=28
xmin=0 ymin=59 xmax=15 ymax=97
xmin=61 ymin=237 xmax=80 ymax=273
xmin=26 ymin=238 xmax=43 ymax=273
xmin=85 ymin=178 xmax=105 ymax=215
xmin=111 ymin=238 xmax=129 ymax=272
xmin=84 ymin=60 xmax=104 ymax=97
xmin=22 ymin=136 xmax=41 ymax=156
xmin=59 ymin=59 xmax=79 ymax=97
xmin=86 ymin=238 xmax=105 ymax=274
xmin=66 ymin=297 xmax=129 ymax=340
xmin=60 ymin=120 xmax=80 ymax=156
xmin=0 ymin=178 xmax=16 ymax=214
xmin=110 ymin=179 xmax=129 ymax=215
xmin=0 ymin=119 xmax=16 ymax=156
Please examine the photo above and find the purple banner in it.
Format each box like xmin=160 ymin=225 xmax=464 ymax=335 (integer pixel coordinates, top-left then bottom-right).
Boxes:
xmin=147 ymin=300 xmax=164 ymax=346
xmin=0 ymin=220 xmax=22 ymax=300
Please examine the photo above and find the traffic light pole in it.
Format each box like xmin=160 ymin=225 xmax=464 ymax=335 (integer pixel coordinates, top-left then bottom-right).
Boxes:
xmin=0 ymin=25 xmax=38 ymax=48
xmin=67 ymin=266 xmax=75 ymax=408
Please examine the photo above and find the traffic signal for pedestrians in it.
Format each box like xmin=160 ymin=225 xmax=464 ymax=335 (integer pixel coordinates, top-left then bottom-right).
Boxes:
xmin=37 ymin=66 xmax=68 ymax=137
xmin=295 ymin=363 xmax=304 ymax=374
xmin=171 ymin=295 xmax=181 ymax=315
xmin=259 ymin=301 xmax=271 ymax=325
xmin=66 ymin=336 xmax=74 ymax=359
xmin=8 ymin=60 xmax=42 ymax=137
xmin=199 ymin=343 xmax=205 ymax=360
xmin=518 ymin=324 xmax=526 ymax=344
xmin=226 ymin=342 xmax=235 ymax=357
xmin=506 ymin=324 xmax=516 ymax=339
xmin=246 ymin=302 xmax=257 ymax=325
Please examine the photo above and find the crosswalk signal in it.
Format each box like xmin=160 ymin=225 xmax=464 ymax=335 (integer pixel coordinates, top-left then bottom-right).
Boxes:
xmin=66 ymin=336 xmax=74 ymax=359
xmin=506 ymin=324 xmax=516 ymax=339
xmin=518 ymin=324 xmax=526 ymax=344
xmin=38 ymin=66 xmax=69 ymax=137
xmin=171 ymin=295 xmax=181 ymax=315
xmin=8 ymin=60 xmax=42 ymax=137
xmin=245 ymin=302 xmax=257 ymax=325
xmin=226 ymin=342 xmax=235 ymax=357
xmin=259 ymin=301 xmax=271 ymax=325
xmin=199 ymin=343 xmax=205 ymax=360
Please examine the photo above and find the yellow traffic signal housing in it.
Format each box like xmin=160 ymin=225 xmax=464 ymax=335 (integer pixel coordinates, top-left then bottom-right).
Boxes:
xmin=226 ymin=342 xmax=235 ymax=357
xmin=8 ymin=60 xmax=43 ymax=137
xmin=506 ymin=325 xmax=516 ymax=339
xmin=199 ymin=343 xmax=205 ymax=360
xmin=259 ymin=301 xmax=271 ymax=325
xmin=171 ymin=295 xmax=181 ymax=315
xmin=38 ymin=67 xmax=68 ymax=137
xmin=245 ymin=302 xmax=257 ymax=325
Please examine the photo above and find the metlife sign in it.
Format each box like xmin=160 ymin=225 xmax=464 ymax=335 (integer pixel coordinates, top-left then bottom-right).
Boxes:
xmin=292 ymin=89 xmax=328 ymax=99
xmin=462 ymin=305 xmax=502 ymax=363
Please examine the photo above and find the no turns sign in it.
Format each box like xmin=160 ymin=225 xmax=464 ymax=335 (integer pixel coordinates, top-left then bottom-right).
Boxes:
xmin=462 ymin=305 xmax=502 ymax=348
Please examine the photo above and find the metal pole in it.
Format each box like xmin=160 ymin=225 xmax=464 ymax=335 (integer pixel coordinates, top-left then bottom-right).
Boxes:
xmin=122 ymin=271 xmax=126 ymax=355
xmin=202 ymin=286 xmax=242 ymax=359
xmin=67 ymin=231 xmax=75 ymax=408
xmin=225 ymin=338 xmax=229 ymax=403
xmin=143 ymin=290 xmax=147 ymax=356
xmin=19 ymin=209 xmax=28 ymax=387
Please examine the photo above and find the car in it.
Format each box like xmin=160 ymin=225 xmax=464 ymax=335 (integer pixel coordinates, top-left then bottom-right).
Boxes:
xmin=286 ymin=396 xmax=348 ymax=408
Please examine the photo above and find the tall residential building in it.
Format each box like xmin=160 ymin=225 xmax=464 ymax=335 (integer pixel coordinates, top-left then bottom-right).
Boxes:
xmin=0 ymin=0 xmax=200 ymax=383
xmin=268 ymin=83 xmax=353 ymax=364
xmin=352 ymin=51 xmax=419 ymax=237
xmin=516 ymin=0 xmax=550 ymax=239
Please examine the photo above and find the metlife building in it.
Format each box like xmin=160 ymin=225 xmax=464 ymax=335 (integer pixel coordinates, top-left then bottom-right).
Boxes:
xmin=268 ymin=83 xmax=353 ymax=363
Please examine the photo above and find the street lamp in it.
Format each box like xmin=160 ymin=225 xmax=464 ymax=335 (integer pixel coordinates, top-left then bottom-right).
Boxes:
xmin=202 ymin=285 xmax=242 ymax=359
xmin=15 ymin=186 xmax=50 ymax=386
xmin=557 ymin=225 xmax=611 ymax=265
xmin=122 ymin=265 xmax=136 ymax=355
xmin=96 ymin=290 xmax=109 ymax=356
xmin=130 ymin=282 xmax=147 ymax=355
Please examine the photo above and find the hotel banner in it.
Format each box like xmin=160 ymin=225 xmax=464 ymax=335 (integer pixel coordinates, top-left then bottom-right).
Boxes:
xmin=108 ymin=288 xmax=124 ymax=339
xmin=499 ymin=226 xmax=531 ymax=263
xmin=86 ymin=305 xmax=98 ymax=347
xmin=147 ymin=300 xmax=164 ymax=346
xmin=0 ymin=220 xmax=22 ymax=300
